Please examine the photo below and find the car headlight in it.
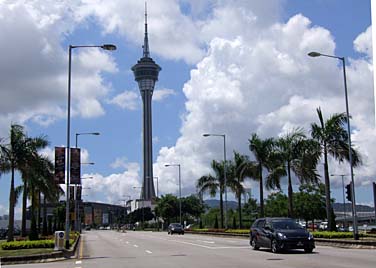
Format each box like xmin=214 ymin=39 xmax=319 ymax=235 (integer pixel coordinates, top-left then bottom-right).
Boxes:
xmin=277 ymin=232 xmax=287 ymax=239
xmin=308 ymin=232 xmax=314 ymax=240
xmin=171 ymin=228 xmax=175 ymax=230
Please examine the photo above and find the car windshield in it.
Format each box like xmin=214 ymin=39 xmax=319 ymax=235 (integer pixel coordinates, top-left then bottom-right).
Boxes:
xmin=171 ymin=224 xmax=182 ymax=228
xmin=272 ymin=220 xmax=303 ymax=230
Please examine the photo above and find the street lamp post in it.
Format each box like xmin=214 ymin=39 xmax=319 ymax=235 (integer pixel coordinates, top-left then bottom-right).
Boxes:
xmin=165 ymin=164 xmax=182 ymax=225
xmin=331 ymin=174 xmax=348 ymax=228
xmin=75 ymin=132 xmax=100 ymax=232
xmin=65 ymin=43 xmax=116 ymax=249
xmin=308 ymin=51 xmax=359 ymax=239
xmin=119 ymin=195 xmax=131 ymax=226
xmin=203 ymin=133 xmax=228 ymax=229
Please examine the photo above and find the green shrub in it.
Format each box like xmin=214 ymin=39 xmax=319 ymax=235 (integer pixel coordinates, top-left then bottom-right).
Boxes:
xmin=1 ymin=239 xmax=74 ymax=250
xmin=312 ymin=231 xmax=364 ymax=239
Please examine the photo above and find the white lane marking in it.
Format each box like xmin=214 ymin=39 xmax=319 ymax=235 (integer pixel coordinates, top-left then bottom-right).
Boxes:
xmin=75 ymin=260 xmax=82 ymax=264
xmin=197 ymin=240 xmax=215 ymax=244
xmin=145 ymin=250 xmax=152 ymax=254
xmin=134 ymin=245 xmax=139 ymax=248
xmin=126 ymin=241 xmax=130 ymax=244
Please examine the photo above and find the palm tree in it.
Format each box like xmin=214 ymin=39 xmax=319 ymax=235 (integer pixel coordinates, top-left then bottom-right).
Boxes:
xmin=228 ymin=152 xmax=257 ymax=228
xmin=268 ymin=128 xmax=321 ymax=217
xmin=197 ymin=160 xmax=227 ymax=228
xmin=311 ymin=107 xmax=361 ymax=230
xmin=0 ymin=124 xmax=49 ymax=241
xmin=248 ymin=133 xmax=274 ymax=217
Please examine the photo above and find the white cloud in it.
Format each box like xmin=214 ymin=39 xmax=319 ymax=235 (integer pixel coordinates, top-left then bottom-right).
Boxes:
xmin=153 ymin=12 xmax=375 ymax=198
xmin=81 ymin=162 xmax=142 ymax=203
xmin=0 ymin=1 xmax=118 ymax=136
xmin=108 ymin=90 xmax=139 ymax=110
xmin=153 ymin=88 xmax=175 ymax=101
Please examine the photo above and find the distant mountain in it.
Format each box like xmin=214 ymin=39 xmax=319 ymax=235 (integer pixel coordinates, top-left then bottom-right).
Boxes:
xmin=204 ymin=199 xmax=238 ymax=210
xmin=333 ymin=203 xmax=374 ymax=212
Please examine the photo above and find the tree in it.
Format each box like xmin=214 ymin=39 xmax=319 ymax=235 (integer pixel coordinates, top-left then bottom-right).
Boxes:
xmin=228 ymin=152 xmax=256 ymax=228
xmin=181 ymin=194 xmax=205 ymax=220
xmin=267 ymin=128 xmax=321 ymax=217
xmin=0 ymin=125 xmax=48 ymax=241
xmin=155 ymin=194 xmax=179 ymax=226
xmin=196 ymin=160 xmax=228 ymax=228
xmin=264 ymin=192 xmax=288 ymax=217
xmin=311 ymin=107 xmax=361 ymax=230
xmin=294 ymin=184 xmax=326 ymax=227
xmin=248 ymin=133 xmax=274 ymax=217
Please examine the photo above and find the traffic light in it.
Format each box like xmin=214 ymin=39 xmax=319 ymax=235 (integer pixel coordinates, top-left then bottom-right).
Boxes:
xmin=345 ymin=183 xmax=352 ymax=202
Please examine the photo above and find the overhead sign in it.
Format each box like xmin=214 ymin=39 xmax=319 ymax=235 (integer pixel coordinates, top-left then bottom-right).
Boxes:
xmin=54 ymin=147 xmax=65 ymax=184
xmin=70 ymin=148 xmax=81 ymax=184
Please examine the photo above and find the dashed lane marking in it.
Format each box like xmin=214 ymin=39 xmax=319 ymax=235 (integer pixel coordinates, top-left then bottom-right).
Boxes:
xmin=75 ymin=260 xmax=82 ymax=264
xmin=197 ymin=240 xmax=215 ymax=244
xmin=134 ymin=245 xmax=139 ymax=248
xmin=145 ymin=250 xmax=152 ymax=254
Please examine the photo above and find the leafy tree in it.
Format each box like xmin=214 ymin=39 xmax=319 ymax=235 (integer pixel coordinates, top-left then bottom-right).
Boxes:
xmin=197 ymin=160 xmax=230 ymax=228
xmin=294 ymin=184 xmax=326 ymax=227
xmin=264 ymin=192 xmax=288 ymax=217
xmin=267 ymin=128 xmax=321 ymax=217
xmin=155 ymin=194 xmax=179 ymax=225
xmin=311 ymin=107 xmax=361 ymax=230
xmin=214 ymin=214 xmax=219 ymax=229
xmin=181 ymin=194 xmax=205 ymax=220
xmin=248 ymin=133 xmax=274 ymax=217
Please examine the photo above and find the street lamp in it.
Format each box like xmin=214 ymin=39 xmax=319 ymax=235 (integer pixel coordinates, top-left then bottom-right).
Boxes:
xmin=308 ymin=51 xmax=359 ymax=239
xmin=203 ymin=133 xmax=228 ymax=229
xmin=65 ymin=43 xmax=116 ymax=248
xmin=331 ymin=174 xmax=349 ymax=228
xmin=81 ymin=162 xmax=95 ymax=165
xmin=165 ymin=164 xmax=182 ymax=225
xmin=75 ymin=132 xmax=100 ymax=148
xmin=133 ymin=186 xmax=144 ymax=230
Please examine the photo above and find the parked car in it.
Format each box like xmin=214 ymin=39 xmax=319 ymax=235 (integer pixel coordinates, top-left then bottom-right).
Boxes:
xmin=85 ymin=225 xmax=91 ymax=231
xmin=250 ymin=217 xmax=315 ymax=253
xmin=168 ymin=223 xmax=184 ymax=235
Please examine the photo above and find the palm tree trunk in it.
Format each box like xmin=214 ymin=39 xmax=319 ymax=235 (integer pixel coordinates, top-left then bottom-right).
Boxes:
xmin=37 ymin=191 xmax=41 ymax=234
xmin=259 ymin=163 xmax=264 ymax=217
xmin=323 ymin=146 xmax=332 ymax=231
xmin=237 ymin=190 xmax=242 ymax=229
xmin=219 ymin=192 xmax=224 ymax=228
xmin=42 ymin=195 xmax=48 ymax=236
xmin=29 ymin=186 xmax=38 ymax=240
xmin=287 ymin=162 xmax=294 ymax=217
xmin=21 ymin=177 xmax=28 ymax=237
xmin=7 ymin=166 xmax=15 ymax=242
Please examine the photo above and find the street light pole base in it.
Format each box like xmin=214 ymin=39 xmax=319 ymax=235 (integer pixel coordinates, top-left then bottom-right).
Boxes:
xmin=65 ymin=240 xmax=70 ymax=249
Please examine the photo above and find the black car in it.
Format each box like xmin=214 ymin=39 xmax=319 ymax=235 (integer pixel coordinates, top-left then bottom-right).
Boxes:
xmin=250 ymin=218 xmax=315 ymax=253
xmin=167 ymin=223 xmax=184 ymax=235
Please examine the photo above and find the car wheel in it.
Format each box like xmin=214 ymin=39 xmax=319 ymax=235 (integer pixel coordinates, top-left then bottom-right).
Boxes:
xmin=182 ymin=232 xmax=184 ymax=235
xmin=250 ymin=237 xmax=260 ymax=250
xmin=271 ymin=239 xmax=279 ymax=253
xmin=304 ymin=248 xmax=313 ymax=253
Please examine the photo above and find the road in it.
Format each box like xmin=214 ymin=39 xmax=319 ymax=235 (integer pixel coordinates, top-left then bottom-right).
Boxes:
xmin=3 ymin=230 xmax=376 ymax=268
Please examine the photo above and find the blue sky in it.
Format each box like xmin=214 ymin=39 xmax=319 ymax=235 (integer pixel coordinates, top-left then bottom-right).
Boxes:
xmin=0 ymin=0 xmax=374 ymax=218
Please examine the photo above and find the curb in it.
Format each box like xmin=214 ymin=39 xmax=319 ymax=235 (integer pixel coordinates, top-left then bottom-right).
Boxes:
xmin=185 ymin=231 xmax=376 ymax=249
xmin=0 ymin=234 xmax=81 ymax=265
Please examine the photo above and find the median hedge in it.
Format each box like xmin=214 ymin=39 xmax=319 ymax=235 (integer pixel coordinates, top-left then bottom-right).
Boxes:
xmin=189 ymin=229 xmax=365 ymax=239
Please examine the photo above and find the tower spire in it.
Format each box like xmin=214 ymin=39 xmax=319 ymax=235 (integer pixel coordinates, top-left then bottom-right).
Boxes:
xmin=143 ymin=2 xmax=150 ymax=58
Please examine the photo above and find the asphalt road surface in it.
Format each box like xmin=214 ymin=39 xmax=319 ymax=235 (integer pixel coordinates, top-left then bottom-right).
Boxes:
xmin=4 ymin=230 xmax=376 ymax=268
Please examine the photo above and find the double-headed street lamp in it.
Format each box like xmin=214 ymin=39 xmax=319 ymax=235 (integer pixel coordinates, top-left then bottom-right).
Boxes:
xmin=308 ymin=51 xmax=358 ymax=239
xmin=76 ymin=132 xmax=100 ymax=148
xmin=165 ymin=164 xmax=182 ymax=225
xmin=203 ymin=133 xmax=228 ymax=229
xmin=65 ymin=43 xmax=116 ymax=248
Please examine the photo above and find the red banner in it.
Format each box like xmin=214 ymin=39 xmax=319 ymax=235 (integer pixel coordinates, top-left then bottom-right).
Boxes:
xmin=70 ymin=148 xmax=81 ymax=184
xmin=54 ymin=147 xmax=65 ymax=184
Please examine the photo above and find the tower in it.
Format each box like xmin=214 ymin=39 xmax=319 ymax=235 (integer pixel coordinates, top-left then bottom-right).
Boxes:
xmin=132 ymin=4 xmax=161 ymax=201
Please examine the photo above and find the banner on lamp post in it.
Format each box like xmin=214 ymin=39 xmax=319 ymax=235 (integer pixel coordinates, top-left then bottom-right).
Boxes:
xmin=70 ymin=148 xmax=81 ymax=184
xmin=54 ymin=147 xmax=65 ymax=184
